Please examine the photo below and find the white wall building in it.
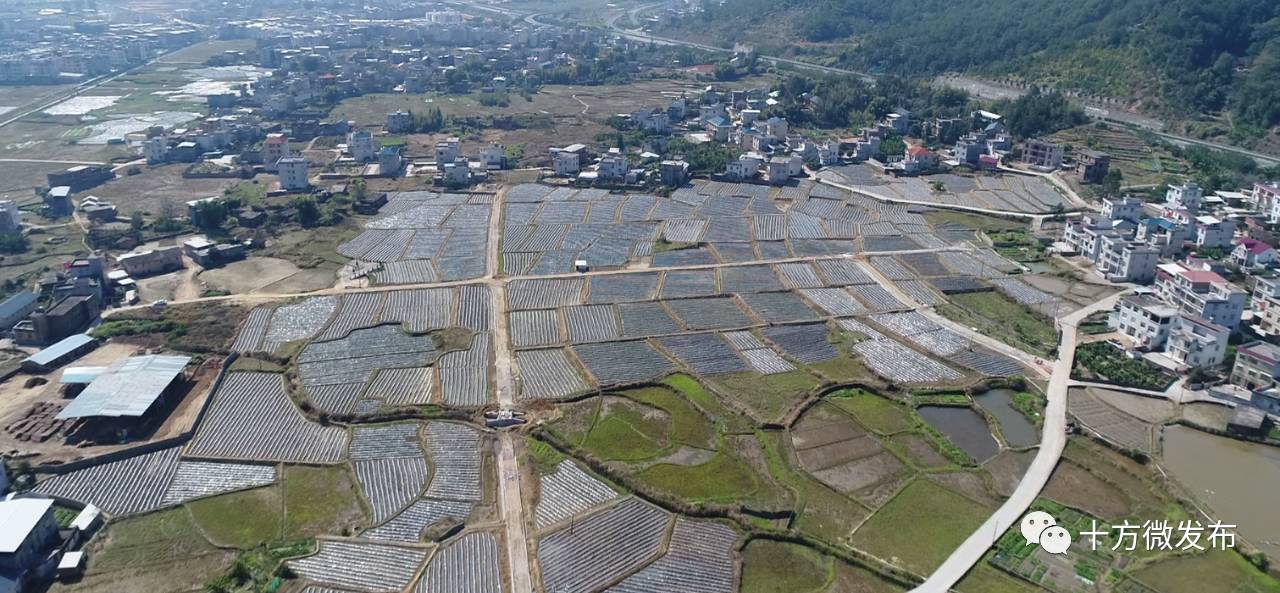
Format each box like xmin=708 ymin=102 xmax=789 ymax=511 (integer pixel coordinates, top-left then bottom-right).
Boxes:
xmin=347 ymin=131 xmax=376 ymax=162
xmin=277 ymin=156 xmax=309 ymax=191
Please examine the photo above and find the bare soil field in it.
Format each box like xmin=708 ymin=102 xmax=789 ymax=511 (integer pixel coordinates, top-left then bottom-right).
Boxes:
xmin=1042 ymin=459 xmax=1131 ymax=520
xmin=199 ymin=257 xmax=305 ymax=294
xmin=87 ymin=164 xmax=243 ymax=216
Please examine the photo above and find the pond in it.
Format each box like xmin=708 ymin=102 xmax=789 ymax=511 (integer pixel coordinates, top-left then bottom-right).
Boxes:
xmin=1162 ymin=425 xmax=1280 ymax=561
xmin=974 ymin=389 xmax=1038 ymax=448
xmin=918 ymin=405 xmax=1000 ymax=462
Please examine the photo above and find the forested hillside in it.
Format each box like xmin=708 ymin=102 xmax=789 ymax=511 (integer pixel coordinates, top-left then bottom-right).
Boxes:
xmin=671 ymin=0 xmax=1280 ymax=133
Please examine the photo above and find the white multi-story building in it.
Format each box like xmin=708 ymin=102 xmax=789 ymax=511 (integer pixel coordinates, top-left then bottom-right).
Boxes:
xmin=1154 ymin=264 xmax=1247 ymax=331
xmin=142 ymin=137 xmax=168 ymax=164
xmin=597 ymin=155 xmax=628 ymax=180
xmin=378 ymin=146 xmax=403 ymax=176
xmin=277 ymin=157 xmax=309 ymax=191
xmin=1110 ymin=294 xmax=1179 ymax=349
xmin=442 ymin=157 xmax=470 ymax=185
xmin=1166 ymin=314 xmax=1229 ymax=370
xmin=725 ymin=155 xmax=759 ymax=180
xmin=1251 ymin=181 xmax=1280 ymax=223
xmin=552 ymin=150 xmax=580 ymax=177
xmin=386 ymin=110 xmax=413 ymax=134
xmin=348 ymin=131 xmax=376 ymax=162
xmin=1166 ymin=181 xmax=1203 ymax=213
xmin=1193 ymin=215 xmax=1236 ymax=250
xmin=1102 ymin=196 xmax=1143 ymax=223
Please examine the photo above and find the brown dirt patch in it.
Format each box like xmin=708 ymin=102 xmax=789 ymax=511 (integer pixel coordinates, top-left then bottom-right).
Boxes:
xmin=797 ymin=436 xmax=883 ymax=471
xmin=984 ymin=450 xmax=1034 ymax=497
xmin=926 ymin=471 xmax=1001 ymax=508
xmin=812 ymin=451 xmax=908 ymax=494
xmin=891 ymin=433 xmax=950 ymax=469
xmin=1042 ymin=459 xmax=1131 ymax=520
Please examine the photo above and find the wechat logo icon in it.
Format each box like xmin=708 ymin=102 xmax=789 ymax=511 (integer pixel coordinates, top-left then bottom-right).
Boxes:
xmin=1020 ymin=511 xmax=1072 ymax=554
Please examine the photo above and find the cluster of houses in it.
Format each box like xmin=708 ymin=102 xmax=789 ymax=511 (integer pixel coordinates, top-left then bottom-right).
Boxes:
xmin=0 ymin=4 xmax=201 ymax=84
xmin=1052 ymin=178 xmax=1280 ymax=427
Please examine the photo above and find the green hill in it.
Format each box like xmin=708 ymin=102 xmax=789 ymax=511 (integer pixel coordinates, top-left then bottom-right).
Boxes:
xmin=667 ymin=0 xmax=1280 ymax=132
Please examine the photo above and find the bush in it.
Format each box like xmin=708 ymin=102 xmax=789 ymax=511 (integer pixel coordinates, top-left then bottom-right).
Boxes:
xmin=1072 ymin=342 xmax=1174 ymax=391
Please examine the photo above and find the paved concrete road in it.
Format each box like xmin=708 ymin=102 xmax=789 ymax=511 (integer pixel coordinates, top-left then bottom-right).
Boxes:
xmin=912 ymin=291 xmax=1125 ymax=593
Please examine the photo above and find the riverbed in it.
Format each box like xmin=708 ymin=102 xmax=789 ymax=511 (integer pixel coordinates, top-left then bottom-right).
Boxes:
xmin=1162 ymin=425 xmax=1280 ymax=560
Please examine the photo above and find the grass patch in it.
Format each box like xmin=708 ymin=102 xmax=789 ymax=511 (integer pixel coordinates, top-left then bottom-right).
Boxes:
xmin=228 ymin=354 xmax=286 ymax=373
xmin=526 ymin=437 xmax=566 ymax=474
xmin=430 ymin=326 xmax=475 ymax=350
xmin=1130 ymin=549 xmax=1280 ymax=593
xmin=58 ymin=507 xmax=233 ymax=593
xmin=635 ymin=452 xmax=760 ymax=503
xmin=708 ymin=369 xmax=821 ymax=423
xmin=187 ymin=486 xmax=282 ymax=548
xmin=937 ymin=291 xmax=1058 ymax=357
xmin=829 ymin=388 xmax=913 ymax=434
xmin=923 ymin=210 xmax=1026 ymax=233
xmin=582 ymin=415 xmax=668 ymax=461
xmin=807 ymin=355 xmax=880 ymax=384
xmin=281 ymin=465 xmax=366 ymax=539
xmin=662 ymin=374 xmax=754 ymax=433
xmin=98 ymin=300 xmax=250 ymax=354
xmin=740 ymin=539 xmax=833 ymax=593
xmin=259 ymin=222 xmax=361 ymax=269
xmin=850 ymin=479 xmax=992 ymax=575
xmin=956 ymin=562 xmax=1043 ymax=593
xmin=626 ymin=385 xmax=716 ymax=449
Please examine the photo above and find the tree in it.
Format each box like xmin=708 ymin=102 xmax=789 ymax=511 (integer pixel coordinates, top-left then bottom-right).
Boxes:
xmin=1102 ymin=168 xmax=1124 ymax=196
xmin=193 ymin=200 xmax=227 ymax=229
xmin=129 ymin=211 xmax=144 ymax=231
xmin=291 ymin=196 xmax=320 ymax=227
xmin=0 ymin=232 xmax=28 ymax=254
xmin=347 ymin=178 xmax=367 ymax=202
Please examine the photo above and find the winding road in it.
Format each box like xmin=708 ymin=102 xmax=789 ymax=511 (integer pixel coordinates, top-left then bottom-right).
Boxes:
xmin=911 ymin=291 xmax=1126 ymax=593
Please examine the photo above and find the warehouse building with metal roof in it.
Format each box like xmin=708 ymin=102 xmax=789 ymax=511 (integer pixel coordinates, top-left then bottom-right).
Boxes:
xmin=56 ymin=355 xmax=193 ymax=427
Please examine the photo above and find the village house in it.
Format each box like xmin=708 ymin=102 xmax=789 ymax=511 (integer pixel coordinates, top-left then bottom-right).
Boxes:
xmin=1232 ymin=238 xmax=1276 ymax=268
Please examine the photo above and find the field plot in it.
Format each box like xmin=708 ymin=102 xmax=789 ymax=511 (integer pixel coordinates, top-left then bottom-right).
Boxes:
xmin=534 ymin=460 xmax=618 ymax=529
xmin=852 ymin=339 xmax=962 ymax=383
xmin=607 ymin=518 xmax=738 ymax=593
xmin=664 ymin=297 xmax=754 ymax=331
xmin=458 ymin=285 xmax=493 ymax=331
xmin=657 ymin=333 xmax=747 ymax=376
xmin=187 ymin=372 xmax=349 ymax=463
xmin=762 ymin=323 xmax=839 ymax=364
xmin=35 ymin=447 xmax=181 ymax=516
xmin=298 ymin=325 xmax=441 ymax=413
xmin=1067 ymin=388 xmax=1155 ymax=452
xmin=537 ymin=497 xmax=672 ymax=593
xmin=516 ymin=349 xmax=591 ymax=400
xmin=159 ymin=461 xmax=276 ymax=506
xmin=414 ymin=531 xmax=502 ymax=593
xmin=438 ymin=333 xmax=492 ymax=406
xmin=738 ymin=291 xmax=820 ymax=323
xmin=257 ymin=296 xmax=337 ymax=352
xmin=869 ymin=312 xmax=1023 ymax=377
xmin=573 ymin=340 xmax=677 ymax=385
xmin=287 ymin=539 xmax=430 ymax=592
xmin=342 ymin=191 xmax=493 ymax=283
xmin=893 ymin=280 xmax=946 ymax=306
xmin=564 ymin=304 xmax=622 ymax=343
xmin=990 ymin=277 xmax=1055 ymax=305
xmin=586 ymin=273 xmax=659 ymax=303
xmin=510 ymin=309 xmax=562 ymax=347
xmin=499 ymin=181 xmax=957 ymax=275
xmin=382 ymin=288 xmax=456 ymax=333
xmin=319 ymin=292 xmax=387 ymax=342
xmin=617 ymin=301 xmax=683 ymax=338
xmin=230 ymin=307 xmax=273 ymax=353
xmin=363 ymin=498 xmax=474 ymax=542
xmin=424 ymin=422 xmax=484 ymax=502
xmin=351 ymin=424 xmax=429 ymax=524
xmin=367 ymin=367 xmax=435 ymax=406
xmin=791 ymin=404 xmax=910 ymax=497
xmin=507 ymin=278 xmax=585 ymax=310
xmin=660 ymin=270 xmax=718 ymax=299
xmin=776 ymin=262 xmax=824 ymax=288
xmin=821 ymin=166 xmax=1067 ymax=214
